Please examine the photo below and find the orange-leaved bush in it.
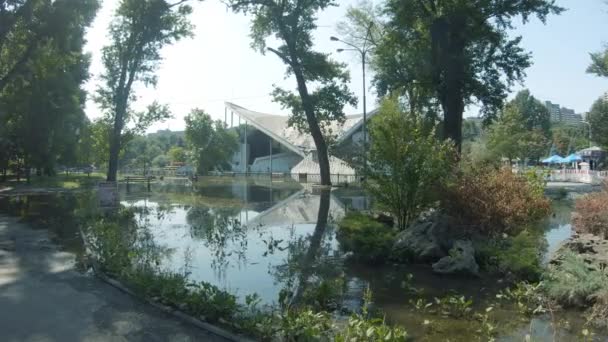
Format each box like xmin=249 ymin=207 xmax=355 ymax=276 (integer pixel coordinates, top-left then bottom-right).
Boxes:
xmin=444 ymin=166 xmax=551 ymax=236
xmin=573 ymin=181 xmax=608 ymax=239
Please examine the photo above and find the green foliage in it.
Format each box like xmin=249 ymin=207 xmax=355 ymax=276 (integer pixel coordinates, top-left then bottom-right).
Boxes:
xmin=96 ymin=0 xmax=194 ymax=180
xmin=302 ymin=277 xmax=345 ymax=311
xmin=336 ymin=212 xmax=396 ymax=262
xmin=334 ymin=316 xmax=409 ymax=342
xmin=586 ymin=96 xmax=608 ymax=149
xmin=587 ymin=45 xmax=608 ymax=78
xmin=185 ymin=109 xmax=238 ymax=174
xmin=550 ymin=123 xmax=591 ymax=156
xmin=444 ymin=166 xmax=551 ymax=236
xmin=486 ymin=105 xmax=549 ymax=163
xmin=497 ymin=231 xmax=544 ymax=281
xmin=168 ymin=146 xmax=187 ymax=164
xmin=433 ymin=295 xmax=474 ymax=318
xmin=82 ymin=202 xmax=408 ymax=340
xmin=510 ymin=90 xmax=551 ymax=136
xmin=573 ymin=182 xmax=608 ymax=238
xmin=372 ymin=0 xmax=563 ymax=148
xmin=542 ymin=251 xmax=608 ymax=308
xmin=496 ymin=282 xmax=546 ymax=316
xmin=365 ymin=97 xmax=453 ymax=230
xmin=0 ymin=0 xmax=99 ymax=176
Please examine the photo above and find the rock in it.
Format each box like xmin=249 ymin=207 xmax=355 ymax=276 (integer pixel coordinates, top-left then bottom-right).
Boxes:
xmin=432 ymin=240 xmax=479 ymax=276
xmin=373 ymin=212 xmax=394 ymax=228
xmin=553 ymin=233 xmax=608 ymax=269
xmin=391 ymin=213 xmax=453 ymax=262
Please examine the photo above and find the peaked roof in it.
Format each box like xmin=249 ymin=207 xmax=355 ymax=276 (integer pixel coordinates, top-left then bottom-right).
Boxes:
xmin=225 ymin=102 xmax=377 ymax=154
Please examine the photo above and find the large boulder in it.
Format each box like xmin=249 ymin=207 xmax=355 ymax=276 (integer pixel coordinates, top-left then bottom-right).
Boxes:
xmin=391 ymin=213 xmax=452 ymax=262
xmin=432 ymin=240 xmax=479 ymax=276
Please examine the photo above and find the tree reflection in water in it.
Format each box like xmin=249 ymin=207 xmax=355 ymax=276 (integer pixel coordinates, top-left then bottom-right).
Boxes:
xmin=185 ymin=205 xmax=249 ymax=271
xmin=267 ymin=190 xmax=346 ymax=310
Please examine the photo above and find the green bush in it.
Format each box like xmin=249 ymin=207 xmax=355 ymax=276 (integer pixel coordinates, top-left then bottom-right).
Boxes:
xmin=542 ymin=251 xmax=608 ymax=307
xmin=475 ymin=231 xmax=545 ymax=281
xmin=498 ymin=231 xmax=545 ymax=281
xmin=364 ymin=97 xmax=454 ymax=230
xmin=337 ymin=212 xmax=396 ymax=262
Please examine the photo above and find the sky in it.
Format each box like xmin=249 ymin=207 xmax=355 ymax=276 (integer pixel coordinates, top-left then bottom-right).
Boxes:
xmin=83 ymin=0 xmax=608 ymax=133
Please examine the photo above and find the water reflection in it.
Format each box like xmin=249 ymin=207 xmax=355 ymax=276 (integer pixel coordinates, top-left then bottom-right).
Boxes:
xmin=1 ymin=182 xmax=601 ymax=341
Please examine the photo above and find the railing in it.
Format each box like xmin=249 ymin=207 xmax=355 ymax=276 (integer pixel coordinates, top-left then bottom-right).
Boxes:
xmin=209 ymin=171 xmax=362 ymax=185
xmin=549 ymin=169 xmax=607 ymax=185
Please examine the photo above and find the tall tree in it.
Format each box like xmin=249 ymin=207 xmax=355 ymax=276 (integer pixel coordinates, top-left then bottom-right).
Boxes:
xmin=374 ymin=0 xmax=562 ymax=152
xmin=229 ymin=0 xmax=357 ymax=186
xmin=487 ymin=105 xmax=548 ymax=163
xmin=185 ymin=109 xmax=238 ymax=174
xmin=0 ymin=0 xmax=48 ymax=91
xmin=96 ymin=0 xmax=194 ymax=181
xmin=0 ymin=0 xmax=99 ymax=179
xmin=587 ymin=97 xmax=608 ymax=149
xmin=509 ymin=89 xmax=551 ymax=136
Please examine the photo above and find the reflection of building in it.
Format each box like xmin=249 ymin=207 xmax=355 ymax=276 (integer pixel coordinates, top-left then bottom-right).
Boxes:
xmin=245 ymin=189 xmax=347 ymax=226
xmin=224 ymin=102 xmax=376 ymax=181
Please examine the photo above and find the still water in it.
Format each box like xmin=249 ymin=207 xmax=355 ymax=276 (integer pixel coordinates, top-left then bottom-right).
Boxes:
xmin=0 ymin=177 xmax=602 ymax=341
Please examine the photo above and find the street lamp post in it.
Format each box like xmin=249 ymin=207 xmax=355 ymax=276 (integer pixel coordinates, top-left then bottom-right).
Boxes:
xmin=582 ymin=121 xmax=592 ymax=148
xmin=331 ymin=23 xmax=373 ymax=170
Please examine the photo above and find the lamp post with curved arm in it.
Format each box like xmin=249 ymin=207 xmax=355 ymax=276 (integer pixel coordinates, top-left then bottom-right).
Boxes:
xmin=330 ymin=36 xmax=370 ymax=149
xmin=330 ymin=23 xmax=374 ymax=167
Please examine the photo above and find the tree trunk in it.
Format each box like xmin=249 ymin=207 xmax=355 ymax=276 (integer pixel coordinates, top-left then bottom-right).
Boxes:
xmin=431 ymin=16 xmax=466 ymax=154
xmin=107 ymin=100 xmax=126 ymax=182
xmin=291 ymin=65 xmax=332 ymax=186
xmin=289 ymin=189 xmax=331 ymax=306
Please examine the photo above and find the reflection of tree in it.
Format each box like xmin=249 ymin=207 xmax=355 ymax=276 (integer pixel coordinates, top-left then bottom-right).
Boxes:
xmin=185 ymin=205 xmax=247 ymax=270
xmin=268 ymin=190 xmax=345 ymax=309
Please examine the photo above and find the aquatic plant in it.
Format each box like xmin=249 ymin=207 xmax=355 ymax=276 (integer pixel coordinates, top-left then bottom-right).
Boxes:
xmin=336 ymin=212 xmax=397 ymax=262
xmin=474 ymin=306 xmax=498 ymax=342
xmin=302 ymin=277 xmax=346 ymax=311
xmin=433 ymin=294 xmax=474 ymax=318
xmin=542 ymin=251 xmax=608 ymax=308
xmin=497 ymin=231 xmax=545 ymax=281
xmin=497 ymin=282 xmax=546 ymax=317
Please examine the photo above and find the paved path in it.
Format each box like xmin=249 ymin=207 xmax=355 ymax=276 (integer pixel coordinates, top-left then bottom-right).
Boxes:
xmin=0 ymin=215 xmax=228 ymax=342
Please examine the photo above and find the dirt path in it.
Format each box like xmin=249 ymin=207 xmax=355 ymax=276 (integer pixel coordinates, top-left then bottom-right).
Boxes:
xmin=0 ymin=214 xmax=228 ymax=342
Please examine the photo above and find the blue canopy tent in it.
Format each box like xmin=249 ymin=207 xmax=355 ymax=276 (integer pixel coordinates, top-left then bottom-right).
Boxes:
xmin=563 ymin=154 xmax=582 ymax=163
xmin=541 ymin=155 xmax=566 ymax=164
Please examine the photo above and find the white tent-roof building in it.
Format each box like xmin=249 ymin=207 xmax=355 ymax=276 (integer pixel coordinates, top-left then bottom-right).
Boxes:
xmin=224 ymin=102 xmax=375 ymax=182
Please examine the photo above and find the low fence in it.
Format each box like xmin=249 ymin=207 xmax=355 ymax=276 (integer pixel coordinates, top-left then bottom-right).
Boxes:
xmin=209 ymin=171 xmax=362 ymax=185
xmin=549 ymin=169 xmax=608 ymax=185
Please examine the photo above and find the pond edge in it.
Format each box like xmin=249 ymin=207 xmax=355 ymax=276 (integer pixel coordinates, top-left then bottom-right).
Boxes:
xmin=78 ymin=226 xmax=255 ymax=342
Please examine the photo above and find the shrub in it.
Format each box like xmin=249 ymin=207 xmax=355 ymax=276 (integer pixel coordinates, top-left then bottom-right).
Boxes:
xmin=444 ymin=166 xmax=551 ymax=236
xmin=337 ymin=212 xmax=396 ymax=262
xmin=573 ymin=181 xmax=608 ymax=238
xmin=496 ymin=231 xmax=545 ymax=281
xmin=364 ymin=97 xmax=454 ymax=230
xmin=542 ymin=251 xmax=608 ymax=307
